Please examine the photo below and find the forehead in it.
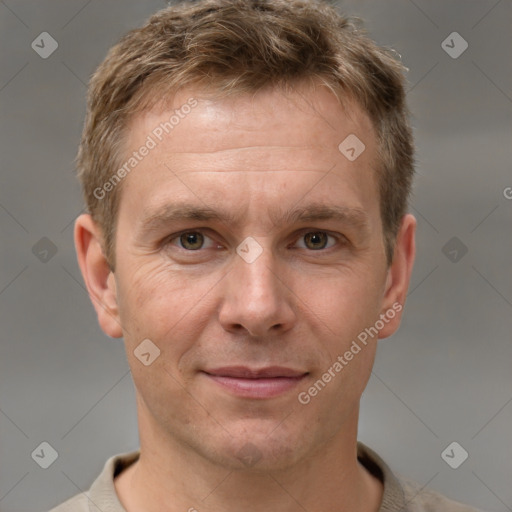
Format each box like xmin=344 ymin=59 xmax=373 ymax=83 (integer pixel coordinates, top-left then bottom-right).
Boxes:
xmin=125 ymin=82 xmax=376 ymax=153
xmin=116 ymin=82 xmax=380 ymax=230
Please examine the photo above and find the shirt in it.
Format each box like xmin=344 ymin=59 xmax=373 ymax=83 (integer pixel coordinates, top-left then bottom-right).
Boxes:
xmin=49 ymin=442 xmax=483 ymax=511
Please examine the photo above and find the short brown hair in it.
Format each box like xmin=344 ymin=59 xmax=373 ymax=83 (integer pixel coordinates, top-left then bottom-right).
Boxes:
xmin=77 ymin=0 xmax=414 ymax=268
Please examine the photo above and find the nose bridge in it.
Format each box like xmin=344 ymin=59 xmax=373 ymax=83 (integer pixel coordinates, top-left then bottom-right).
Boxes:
xmin=233 ymin=237 xmax=281 ymax=303
xmin=219 ymin=236 xmax=295 ymax=336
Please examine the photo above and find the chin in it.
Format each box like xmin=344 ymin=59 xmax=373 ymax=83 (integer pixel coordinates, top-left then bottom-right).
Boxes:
xmin=200 ymin=421 xmax=316 ymax=472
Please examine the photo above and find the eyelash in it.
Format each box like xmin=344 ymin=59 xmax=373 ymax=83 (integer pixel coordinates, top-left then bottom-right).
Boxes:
xmin=163 ymin=229 xmax=347 ymax=253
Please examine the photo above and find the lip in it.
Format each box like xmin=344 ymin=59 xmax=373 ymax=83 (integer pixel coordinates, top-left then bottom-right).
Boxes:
xmin=202 ymin=366 xmax=308 ymax=399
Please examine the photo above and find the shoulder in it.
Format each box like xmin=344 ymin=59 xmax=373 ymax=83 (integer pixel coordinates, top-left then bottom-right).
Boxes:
xmin=48 ymin=450 xmax=139 ymax=512
xmin=357 ymin=442 xmax=485 ymax=512
xmin=48 ymin=493 xmax=90 ymax=512
xmin=399 ymin=476 xmax=485 ymax=512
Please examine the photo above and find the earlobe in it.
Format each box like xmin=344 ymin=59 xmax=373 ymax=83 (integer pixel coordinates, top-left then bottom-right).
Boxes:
xmin=74 ymin=214 xmax=123 ymax=338
xmin=378 ymin=214 xmax=416 ymax=340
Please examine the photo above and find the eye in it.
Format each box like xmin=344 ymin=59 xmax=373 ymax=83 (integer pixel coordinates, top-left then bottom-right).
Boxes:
xmin=296 ymin=231 xmax=338 ymax=251
xmin=169 ymin=231 xmax=217 ymax=251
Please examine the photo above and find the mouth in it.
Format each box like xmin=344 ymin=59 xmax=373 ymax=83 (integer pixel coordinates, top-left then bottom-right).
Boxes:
xmin=202 ymin=366 xmax=309 ymax=399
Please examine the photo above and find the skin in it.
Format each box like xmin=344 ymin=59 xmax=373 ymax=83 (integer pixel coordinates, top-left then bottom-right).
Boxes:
xmin=75 ymin=80 xmax=416 ymax=512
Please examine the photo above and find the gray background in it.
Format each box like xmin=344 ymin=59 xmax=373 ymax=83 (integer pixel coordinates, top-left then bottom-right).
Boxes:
xmin=0 ymin=1 xmax=511 ymax=511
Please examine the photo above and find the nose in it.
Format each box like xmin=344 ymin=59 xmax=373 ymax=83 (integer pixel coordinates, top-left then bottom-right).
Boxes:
xmin=218 ymin=242 xmax=297 ymax=337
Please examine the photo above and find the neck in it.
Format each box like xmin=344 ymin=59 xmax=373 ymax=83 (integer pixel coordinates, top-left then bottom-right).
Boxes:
xmin=115 ymin=405 xmax=383 ymax=512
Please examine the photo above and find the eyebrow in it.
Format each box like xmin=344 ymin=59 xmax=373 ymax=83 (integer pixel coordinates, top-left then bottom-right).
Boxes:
xmin=138 ymin=201 xmax=370 ymax=236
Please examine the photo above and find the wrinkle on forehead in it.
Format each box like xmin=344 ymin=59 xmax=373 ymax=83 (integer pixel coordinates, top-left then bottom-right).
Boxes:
xmin=160 ymin=144 xmax=320 ymax=154
xmin=151 ymin=147 xmax=341 ymax=176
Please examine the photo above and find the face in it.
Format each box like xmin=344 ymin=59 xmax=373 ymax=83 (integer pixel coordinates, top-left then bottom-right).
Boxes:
xmin=80 ymin=82 xmax=413 ymax=471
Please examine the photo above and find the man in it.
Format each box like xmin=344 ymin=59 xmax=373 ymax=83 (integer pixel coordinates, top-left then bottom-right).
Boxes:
xmin=51 ymin=0 xmax=482 ymax=510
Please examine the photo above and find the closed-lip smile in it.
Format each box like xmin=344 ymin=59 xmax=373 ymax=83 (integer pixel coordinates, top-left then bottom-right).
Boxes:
xmin=202 ymin=366 xmax=308 ymax=399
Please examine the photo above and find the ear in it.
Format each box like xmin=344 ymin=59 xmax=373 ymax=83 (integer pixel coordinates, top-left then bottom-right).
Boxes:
xmin=74 ymin=214 xmax=123 ymax=338
xmin=378 ymin=213 xmax=416 ymax=339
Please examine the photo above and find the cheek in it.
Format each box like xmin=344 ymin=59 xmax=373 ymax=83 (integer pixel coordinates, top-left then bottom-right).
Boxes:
xmin=115 ymin=262 xmax=213 ymax=402
xmin=312 ymin=346 xmax=376 ymax=431
xmin=296 ymin=266 xmax=384 ymax=340
xmin=115 ymin=259 xmax=222 ymax=349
